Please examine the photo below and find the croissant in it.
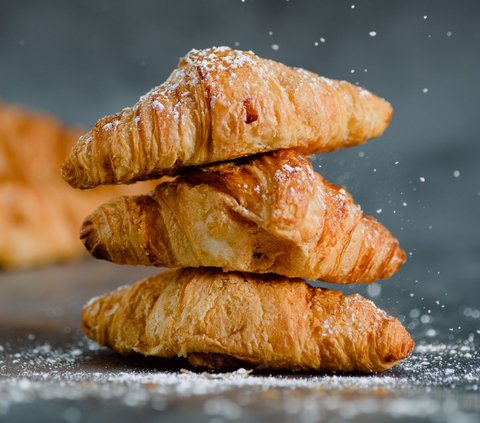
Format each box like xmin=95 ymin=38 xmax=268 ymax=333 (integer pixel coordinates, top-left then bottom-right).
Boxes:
xmin=62 ymin=46 xmax=393 ymax=189
xmin=81 ymin=149 xmax=405 ymax=284
xmin=82 ymin=267 xmax=414 ymax=372
xmin=0 ymin=103 xmax=156 ymax=269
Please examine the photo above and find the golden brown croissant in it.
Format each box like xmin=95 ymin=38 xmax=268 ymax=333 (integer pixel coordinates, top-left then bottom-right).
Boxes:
xmin=81 ymin=149 xmax=405 ymax=284
xmin=62 ymin=46 xmax=393 ymax=189
xmin=82 ymin=267 xmax=414 ymax=373
xmin=0 ymin=103 xmax=156 ymax=269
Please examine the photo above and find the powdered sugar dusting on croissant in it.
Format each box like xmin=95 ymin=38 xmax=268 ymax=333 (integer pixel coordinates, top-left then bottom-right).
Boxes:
xmin=62 ymin=46 xmax=393 ymax=189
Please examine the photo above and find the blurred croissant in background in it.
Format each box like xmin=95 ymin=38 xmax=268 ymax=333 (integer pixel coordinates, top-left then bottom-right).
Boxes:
xmin=0 ymin=103 xmax=154 ymax=270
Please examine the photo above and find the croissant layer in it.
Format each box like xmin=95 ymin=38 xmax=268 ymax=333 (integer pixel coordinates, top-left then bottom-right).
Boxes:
xmin=62 ymin=47 xmax=392 ymax=188
xmin=81 ymin=150 xmax=405 ymax=284
xmin=82 ymin=268 xmax=414 ymax=373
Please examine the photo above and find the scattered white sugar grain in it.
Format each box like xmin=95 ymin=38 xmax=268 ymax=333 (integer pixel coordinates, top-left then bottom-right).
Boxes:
xmin=271 ymin=44 xmax=279 ymax=51
xmin=350 ymin=69 xmax=355 ymax=74
xmin=453 ymin=170 xmax=460 ymax=178
xmin=282 ymin=164 xmax=295 ymax=172
xmin=358 ymin=151 xmax=365 ymax=158
xmin=320 ymin=37 xmax=326 ymax=43
xmin=426 ymin=329 xmax=437 ymax=337
xmin=422 ymin=88 xmax=429 ymax=93
xmin=268 ymin=31 xmax=273 ymax=36
xmin=423 ymin=15 xmax=428 ymax=19
xmin=366 ymin=283 xmax=381 ymax=298
xmin=63 ymin=407 xmax=82 ymax=423
xmin=204 ymin=398 xmax=242 ymax=419
xmin=234 ymin=41 xmax=240 ymax=47
xmin=351 ymin=4 xmax=355 ymax=9
xmin=446 ymin=31 xmax=452 ymax=37
xmin=419 ymin=176 xmax=426 ymax=182
xmin=314 ymin=41 xmax=319 ymax=46
xmin=359 ymin=88 xmax=371 ymax=97
xmin=410 ymin=308 xmax=421 ymax=318
xmin=369 ymin=31 xmax=377 ymax=37
xmin=376 ymin=208 xmax=382 ymax=214
xmin=402 ymin=202 xmax=408 ymax=207
xmin=133 ymin=116 xmax=140 ymax=124
xmin=420 ymin=315 xmax=431 ymax=324
xmin=394 ymin=161 xmax=400 ymax=165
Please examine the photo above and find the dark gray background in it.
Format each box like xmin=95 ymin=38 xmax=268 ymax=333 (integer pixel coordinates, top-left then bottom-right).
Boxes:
xmin=1 ymin=0 xmax=479 ymax=339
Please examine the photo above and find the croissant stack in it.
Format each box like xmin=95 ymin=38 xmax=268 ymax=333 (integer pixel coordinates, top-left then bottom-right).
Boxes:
xmin=64 ymin=47 xmax=413 ymax=372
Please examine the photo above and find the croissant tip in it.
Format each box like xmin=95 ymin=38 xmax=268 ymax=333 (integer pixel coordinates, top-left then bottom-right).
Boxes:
xmin=60 ymin=159 xmax=75 ymax=185
xmin=377 ymin=318 xmax=414 ymax=366
xmin=80 ymin=216 xmax=111 ymax=261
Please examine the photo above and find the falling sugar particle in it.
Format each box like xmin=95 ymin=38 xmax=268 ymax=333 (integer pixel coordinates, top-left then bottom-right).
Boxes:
xmin=422 ymin=88 xmax=429 ymax=93
xmin=446 ymin=31 xmax=452 ymax=37
xmin=358 ymin=151 xmax=365 ymax=158
xmin=369 ymin=31 xmax=377 ymax=37
xmin=271 ymin=44 xmax=279 ymax=51
xmin=234 ymin=41 xmax=240 ymax=47
xmin=364 ymin=68 xmax=368 ymax=72
xmin=423 ymin=15 xmax=428 ymax=19
xmin=268 ymin=31 xmax=273 ymax=36
xmin=419 ymin=177 xmax=426 ymax=182
xmin=420 ymin=315 xmax=431 ymax=324
xmin=367 ymin=283 xmax=381 ymax=298
xmin=63 ymin=407 xmax=82 ymax=423
xmin=376 ymin=208 xmax=382 ymax=214
xmin=453 ymin=170 xmax=460 ymax=178
xmin=314 ymin=41 xmax=319 ymax=46
xmin=320 ymin=37 xmax=326 ymax=43
xmin=351 ymin=4 xmax=355 ymax=9
xmin=350 ymin=69 xmax=355 ymax=74
xmin=402 ymin=202 xmax=408 ymax=207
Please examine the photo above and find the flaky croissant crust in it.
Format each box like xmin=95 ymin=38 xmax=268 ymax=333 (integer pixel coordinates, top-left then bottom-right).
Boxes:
xmin=81 ymin=150 xmax=405 ymax=283
xmin=82 ymin=268 xmax=414 ymax=373
xmin=62 ymin=47 xmax=392 ymax=188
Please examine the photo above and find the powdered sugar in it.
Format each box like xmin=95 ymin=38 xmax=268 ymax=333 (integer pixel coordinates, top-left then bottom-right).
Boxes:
xmin=0 ymin=334 xmax=478 ymax=420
